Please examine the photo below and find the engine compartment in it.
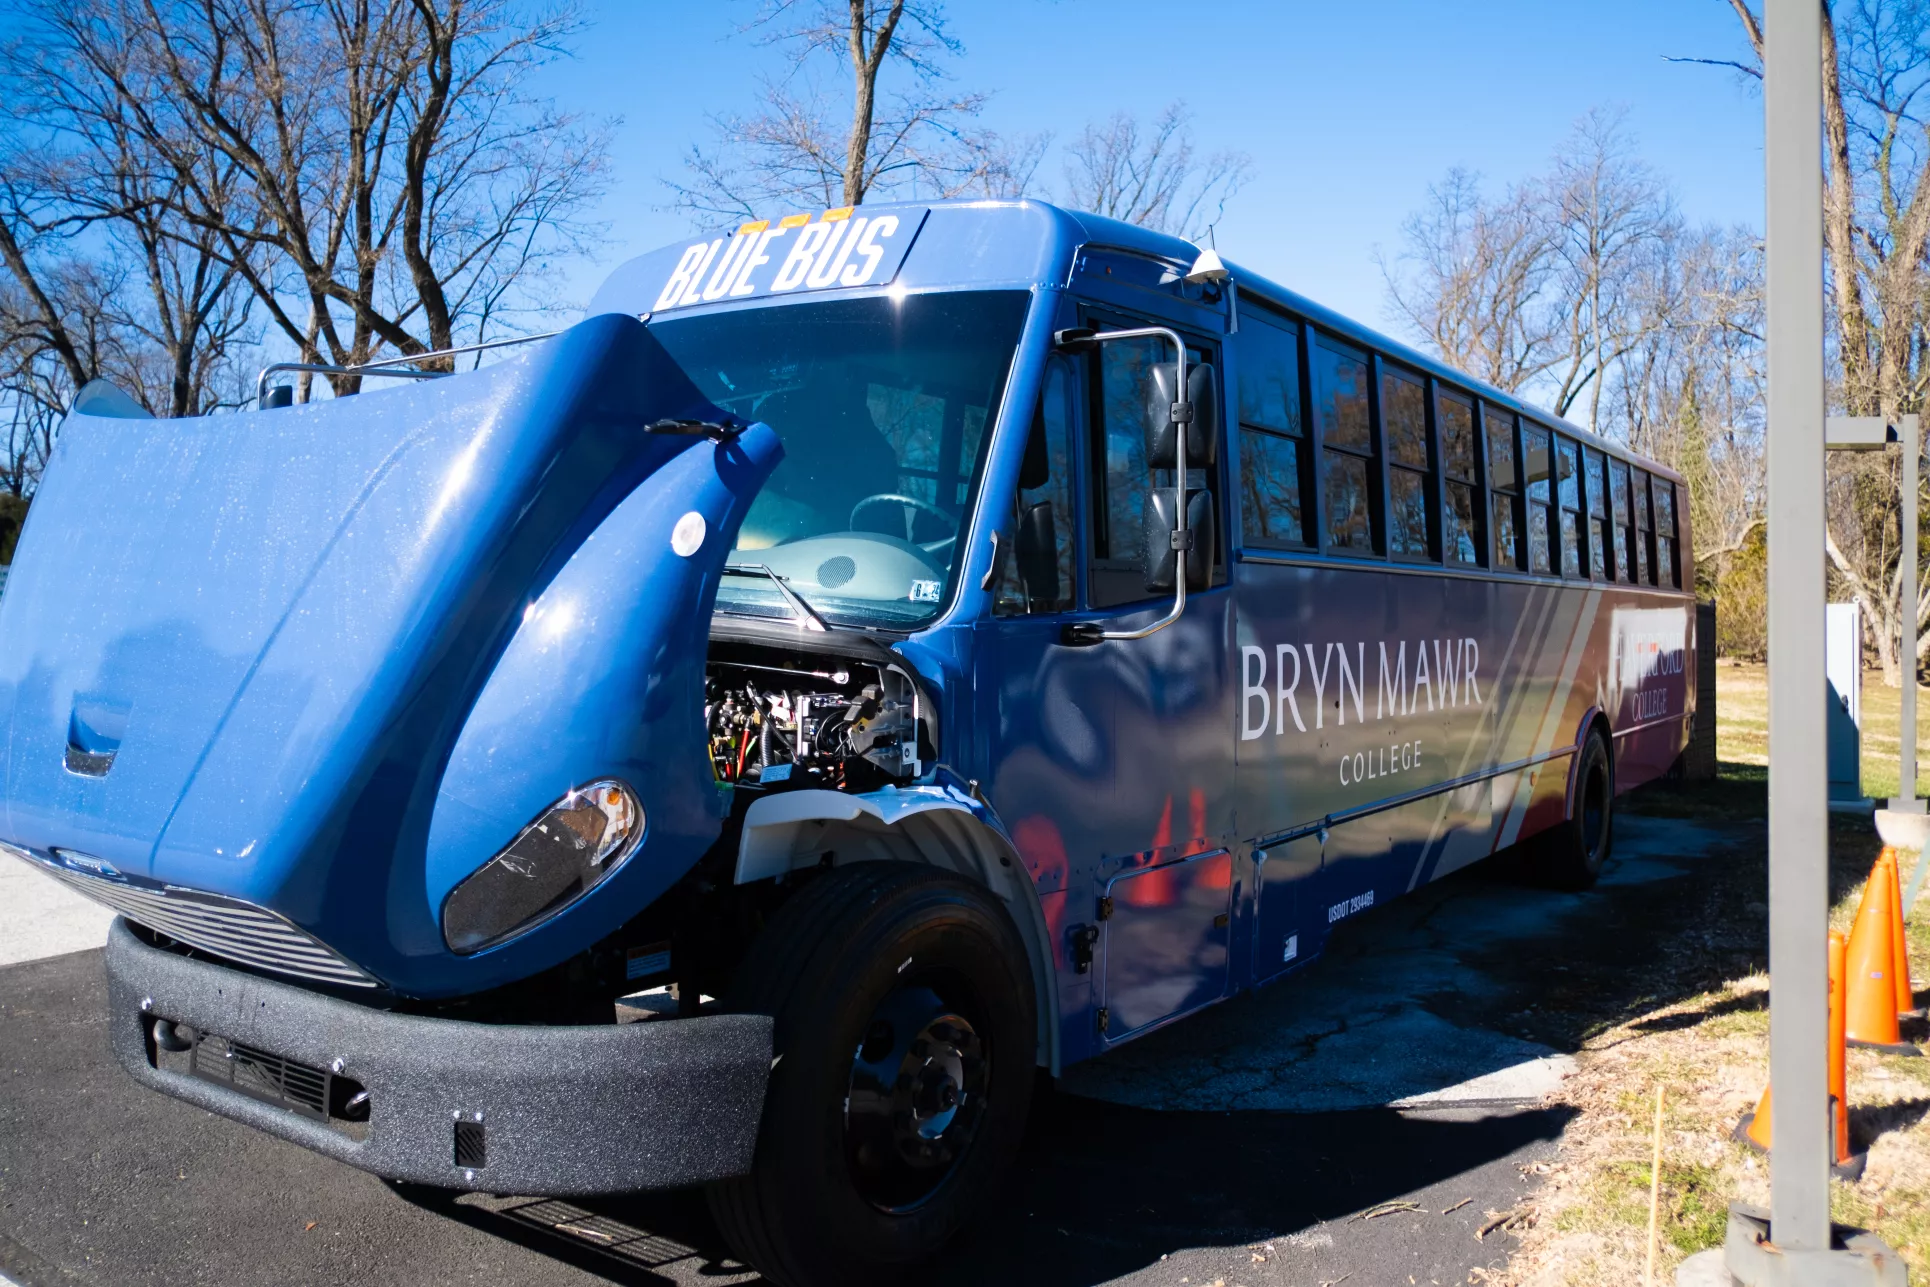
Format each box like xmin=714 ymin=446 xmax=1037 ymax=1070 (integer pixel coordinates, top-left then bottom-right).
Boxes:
xmin=704 ymin=640 xmax=927 ymax=793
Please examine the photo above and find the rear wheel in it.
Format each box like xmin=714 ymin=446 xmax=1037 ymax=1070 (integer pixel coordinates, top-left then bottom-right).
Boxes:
xmin=707 ymin=863 xmax=1036 ymax=1287
xmin=1538 ymin=729 xmax=1614 ymax=889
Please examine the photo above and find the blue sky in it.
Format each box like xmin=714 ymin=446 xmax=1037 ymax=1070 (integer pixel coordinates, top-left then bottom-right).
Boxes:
xmin=533 ymin=0 xmax=1767 ymax=334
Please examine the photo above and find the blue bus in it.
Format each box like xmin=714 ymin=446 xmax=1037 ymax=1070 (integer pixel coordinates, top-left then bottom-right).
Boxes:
xmin=0 ymin=199 xmax=1694 ymax=1286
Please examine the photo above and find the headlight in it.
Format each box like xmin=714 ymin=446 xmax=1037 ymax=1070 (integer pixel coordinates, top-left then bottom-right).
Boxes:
xmin=441 ymin=779 xmax=644 ymax=954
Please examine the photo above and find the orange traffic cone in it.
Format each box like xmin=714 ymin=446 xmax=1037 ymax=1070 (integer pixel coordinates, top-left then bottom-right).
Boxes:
xmin=1829 ymin=930 xmax=1854 ymax=1166
xmin=1881 ymin=848 xmax=1921 ymax=1018
xmin=1845 ymin=852 xmax=1922 ymax=1056
xmin=1733 ymin=931 xmax=1864 ymax=1176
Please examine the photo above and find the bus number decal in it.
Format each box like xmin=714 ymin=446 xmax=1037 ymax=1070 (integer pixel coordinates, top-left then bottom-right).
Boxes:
xmin=1328 ymin=890 xmax=1375 ymax=924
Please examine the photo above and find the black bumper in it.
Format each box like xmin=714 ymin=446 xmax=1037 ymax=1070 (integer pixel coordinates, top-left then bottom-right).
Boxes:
xmin=104 ymin=919 xmax=772 ymax=1195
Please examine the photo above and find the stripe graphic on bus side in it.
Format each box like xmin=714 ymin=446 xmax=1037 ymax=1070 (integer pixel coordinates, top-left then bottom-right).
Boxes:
xmin=1497 ymin=587 xmax=1601 ymax=850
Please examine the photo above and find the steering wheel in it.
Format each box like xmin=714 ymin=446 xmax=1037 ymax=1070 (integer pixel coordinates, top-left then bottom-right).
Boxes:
xmin=849 ymin=493 xmax=958 ymax=556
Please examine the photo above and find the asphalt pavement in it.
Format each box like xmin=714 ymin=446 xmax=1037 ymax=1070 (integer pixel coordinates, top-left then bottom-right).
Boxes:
xmin=0 ymin=812 xmax=1739 ymax=1287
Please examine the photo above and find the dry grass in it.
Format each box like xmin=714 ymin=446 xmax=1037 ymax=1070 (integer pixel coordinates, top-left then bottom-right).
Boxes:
xmin=1489 ymin=674 xmax=1930 ymax=1284
xmin=1717 ymin=660 xmax=1930 ymax=801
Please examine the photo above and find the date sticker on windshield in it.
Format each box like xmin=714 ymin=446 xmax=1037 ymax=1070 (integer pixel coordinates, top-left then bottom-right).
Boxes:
xmin=909 ymin=579 xmax=941 ymax=603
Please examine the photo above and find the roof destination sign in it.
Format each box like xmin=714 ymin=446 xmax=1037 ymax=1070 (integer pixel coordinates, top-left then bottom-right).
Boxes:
xmin=651 ymin=206 xmax=930 ymax=312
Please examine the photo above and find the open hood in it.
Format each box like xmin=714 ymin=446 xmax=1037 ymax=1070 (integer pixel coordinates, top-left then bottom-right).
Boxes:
xmin=0 ymin=315 xmax=782 ymax=995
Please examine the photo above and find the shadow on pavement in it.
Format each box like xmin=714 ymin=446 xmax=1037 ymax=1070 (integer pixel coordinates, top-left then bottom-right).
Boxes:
xmin=396 ymin=1089 xmax=1575 ymax=1287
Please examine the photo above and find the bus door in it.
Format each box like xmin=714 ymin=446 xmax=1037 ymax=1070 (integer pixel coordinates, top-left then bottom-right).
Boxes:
xmin=979 ymin=310 xmax=1235 ymax=1054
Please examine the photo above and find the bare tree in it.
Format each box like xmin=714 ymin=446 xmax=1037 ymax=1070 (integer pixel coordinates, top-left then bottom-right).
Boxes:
xmin=1541 ymin=109 xmax=1678 ymax=432
xmin=1704 ymin=1 xmax=1930 ymax=681
xmin=668 ymin=0 xmax=1042 ymax=224
xmin=1058 ymin=102 xmax=1250 ymax=240
xmin=1379 ymin=167 xmax=1561 ymax=394
xmin=1381 ymin=116 xmax=1768 ymax=615
xmin=13 ymin=0 xmax=609 ymax=393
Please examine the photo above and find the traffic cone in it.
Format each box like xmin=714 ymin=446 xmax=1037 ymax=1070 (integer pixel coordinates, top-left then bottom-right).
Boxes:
xmin=1845 ymin=852 xmax=1922 ymax=1055
xmin=1829 ymin=930 xmax=1855 ymax=1168
xmin=1738 ymin=1083 xmax=1773 ymax=1151
xmin=1733 ymin=931 xmax=1865 ymax=1177
xmin=1881 ymin=848 xmax=1921 ymax=1018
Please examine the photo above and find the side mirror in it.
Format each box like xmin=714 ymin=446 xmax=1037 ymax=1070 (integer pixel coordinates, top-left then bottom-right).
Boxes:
xmin=1143 ymin=490 xmax=1214 ymax=593
xmin=1016 ymin=501 xmax=1060 ymax=604
xmin=1145 ymin=362 xmax=1218 ymax=469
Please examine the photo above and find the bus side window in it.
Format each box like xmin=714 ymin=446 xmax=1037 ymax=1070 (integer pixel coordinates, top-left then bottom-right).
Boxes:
xmin=1314 ymin=336 xmax=1376 ymax=554
xmin=1236 ymin=312 xmax=1308 ymax=547
xmin=1634 ymin=468 xmax=1655 ymax=585
xmin=1485 ymin=405 xmax=1521 ymax=569
xmin=1653 ymin=479 xmax=1679 ymax=588
xmin=1609 ymin=458 xmax=1633 ymax=581
xmin=996 ymin=357 xmax=1076 ymax=614
xmin=1437 ymin=390 xmax=1481 ymax=565
xmin=1521 ymin=424 xmax=1553 ymax=574
xmin=1381 ymin=363 xmax=1432 ymax=560
xmin=1584 ymin=447 xmax=1609 ymax=579
xmin=1554 ymin=435 xmax=1582 ymax=576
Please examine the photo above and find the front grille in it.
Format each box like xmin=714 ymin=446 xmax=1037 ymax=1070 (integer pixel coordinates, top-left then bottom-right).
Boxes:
xmin=192 ymin=1035 xmax=329 ymax=1119
xmin=38 ymin=864 xmax=378 ymax=988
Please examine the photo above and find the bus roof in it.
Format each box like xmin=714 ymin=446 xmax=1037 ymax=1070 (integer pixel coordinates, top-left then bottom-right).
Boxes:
xmin=588 ymin=198 xmax=1682 ymax=484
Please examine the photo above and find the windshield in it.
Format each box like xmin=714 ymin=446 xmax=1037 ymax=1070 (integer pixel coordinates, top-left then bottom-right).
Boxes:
xmin=650 ymin=290 xmax=1030 ymax=628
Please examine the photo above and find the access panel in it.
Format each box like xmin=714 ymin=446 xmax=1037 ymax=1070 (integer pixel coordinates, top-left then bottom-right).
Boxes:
xmin=1101 ymin=849 xmax=1233 ymax=1040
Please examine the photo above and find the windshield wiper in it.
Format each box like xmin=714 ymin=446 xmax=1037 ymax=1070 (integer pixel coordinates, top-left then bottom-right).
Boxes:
xmin=721 ymin=564 xmax=829 ymax=632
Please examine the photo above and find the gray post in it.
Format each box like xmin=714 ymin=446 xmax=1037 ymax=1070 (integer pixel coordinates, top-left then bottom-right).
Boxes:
xmin=1763 ymin=0 xmax=1831 ymax=1254
xmin=1897 ymin=415 xmax=1921 ymax=812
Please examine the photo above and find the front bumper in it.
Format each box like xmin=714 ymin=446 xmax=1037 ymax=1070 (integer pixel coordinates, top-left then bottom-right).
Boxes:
xmin=104 ymin=919 xmax=772 ymax=1194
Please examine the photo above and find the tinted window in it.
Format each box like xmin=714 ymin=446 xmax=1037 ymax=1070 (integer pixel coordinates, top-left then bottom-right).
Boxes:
xmin=1485 ymin=406 xmax=1517 ymax=491
xmin=1098 ymin=339 xmax=1155 ymax=562
xmin=1609 ymin=458 xmax=1633 ymax=583
xmin=1324 ymin=452 xmax=1374 ymax=551
xmin=1555 ymin=436 xmax=1582 ymax=575
xmin=1522 ymin=425 xmax=1552 ymax=574
xmin=1439 ymin=392 xmax=1477 ymax=480
xmin=1381 ymin=365 xmax=1432 ymax=560
xmin=1485 ymin=406 xmax=1519 ymax=569
xmin=1654 ymin=479 xmax=1679 ymax=588
xmin=1381 ymin=368 xmax=1427 ymax=467
xmin=997 ymin=357 xmax=1076 ymax=614
xmin=1633 ymin=469 xmax=1654 ymax=584
xmin=1241 ymin=429 xmax=1306 ymax=545
xmin=1315 ymin=336 xmax=1376 ymax=553
xmin=1556 ymin=438 xmax=1580 ymax=511
xmin=1313 ymin=340 xmax=1371 ymax=451
xmin=1237 ymin=313 xmax=1302 ymax=434
xmin=1439 ymin=391 xmax=1480 ymax=565
xmin=1236 ymin=314 xmax=1307 ymax=547
xmin=1585 ymin=449 xmax=1607 ymax=516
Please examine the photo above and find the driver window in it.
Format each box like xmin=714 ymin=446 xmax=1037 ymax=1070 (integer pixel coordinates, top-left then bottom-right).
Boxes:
xmin=996 ymin=357 xmax=1076 ymax=614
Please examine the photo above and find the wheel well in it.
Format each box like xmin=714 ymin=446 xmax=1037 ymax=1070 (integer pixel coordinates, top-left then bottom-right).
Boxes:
xmin=1568 ymin=710 xmax=1615 ymax=819
xmin=734 ymin=798 xmax=1061 ymax=1075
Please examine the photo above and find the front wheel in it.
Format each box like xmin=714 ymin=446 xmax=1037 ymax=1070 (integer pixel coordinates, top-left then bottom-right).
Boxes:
xmin=1537 ymin=729 xmax=1614 ymax=889
xmin=707 ymin=863 xmax=1036 ymax=1287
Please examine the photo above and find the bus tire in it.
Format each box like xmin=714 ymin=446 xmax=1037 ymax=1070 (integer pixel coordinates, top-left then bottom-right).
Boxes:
xmin=1539 ymin=730 xmax=1614 ymax=890
xmin=707 ymin=862 xmax=1036 ymax=1287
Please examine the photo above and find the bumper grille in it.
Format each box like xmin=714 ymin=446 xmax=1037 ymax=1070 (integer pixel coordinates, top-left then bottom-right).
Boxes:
xmin=192 ymin=1035 xmax=330 ymax=1119
xmin=36 ymin=863 xmax=378 ymax=988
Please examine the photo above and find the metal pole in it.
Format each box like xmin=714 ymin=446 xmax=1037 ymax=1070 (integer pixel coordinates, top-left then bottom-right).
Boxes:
xmin=1763 ymin=0 xmax=1831 ymax=1254
xmin=1898 ymin=415 xmax=1921 ymax=811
